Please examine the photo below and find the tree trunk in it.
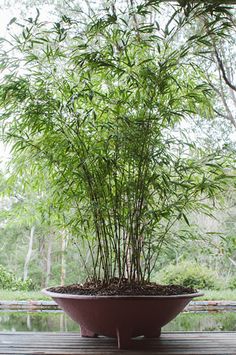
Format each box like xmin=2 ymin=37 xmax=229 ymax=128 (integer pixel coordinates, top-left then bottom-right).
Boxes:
xmin=23 ymin=226 xmax=35 ymax=281
xmin=45 ymin=233 xmax=53 ymax=287
xmin=60 ymin=230 xmax=67 ymax=286
xmin=228 ymin=257 xmax=236 ymax=267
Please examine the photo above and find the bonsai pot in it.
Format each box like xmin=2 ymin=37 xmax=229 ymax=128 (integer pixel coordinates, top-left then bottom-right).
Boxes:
xmin=42 ymin=288 xmax=203 ymax=349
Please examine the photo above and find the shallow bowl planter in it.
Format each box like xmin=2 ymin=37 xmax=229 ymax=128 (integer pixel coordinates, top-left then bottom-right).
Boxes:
xmin=42 ymin=288 xmax=203 ymax=349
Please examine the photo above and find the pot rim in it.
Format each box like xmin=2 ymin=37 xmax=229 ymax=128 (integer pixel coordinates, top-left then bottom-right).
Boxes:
xmin=42 ymin=288 xmax=204 ymax=299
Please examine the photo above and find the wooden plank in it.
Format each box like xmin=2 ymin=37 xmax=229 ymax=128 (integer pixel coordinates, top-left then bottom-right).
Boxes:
xmin=1 ymin=300 xmax=236 ymax=312
xmin=0 ymin=332 xmax=235 ymax=355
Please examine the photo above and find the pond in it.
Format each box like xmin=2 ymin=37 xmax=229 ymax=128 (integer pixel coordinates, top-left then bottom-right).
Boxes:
xmin=0 ymin=310 xmax=235 ymax=332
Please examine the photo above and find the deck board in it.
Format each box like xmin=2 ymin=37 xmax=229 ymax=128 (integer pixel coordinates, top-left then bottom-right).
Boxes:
xmin=0 ymin=332 xmax=235 ymax=355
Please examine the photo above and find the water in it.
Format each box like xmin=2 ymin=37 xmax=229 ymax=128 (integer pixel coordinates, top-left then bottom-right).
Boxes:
xmin=0 ymin=310 xmax=235 ymax=332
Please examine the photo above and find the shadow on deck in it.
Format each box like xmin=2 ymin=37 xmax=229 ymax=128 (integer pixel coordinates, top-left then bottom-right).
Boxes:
xmin=0 ymin=331 xmax=236 ymax=354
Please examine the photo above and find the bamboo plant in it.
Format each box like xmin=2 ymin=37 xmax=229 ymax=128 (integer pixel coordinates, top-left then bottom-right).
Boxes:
xmin=0 ymin=1 xmax=234 ymax=285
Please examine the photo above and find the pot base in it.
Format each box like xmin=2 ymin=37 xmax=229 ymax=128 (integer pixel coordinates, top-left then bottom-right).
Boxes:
xmin=81 ymin=325 xmax=161 ymax=349
xmin=80 ymin=326 xmax=98 ymax=338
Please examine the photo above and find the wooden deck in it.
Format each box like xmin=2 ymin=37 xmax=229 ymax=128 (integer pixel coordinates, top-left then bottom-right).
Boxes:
xmin=0 ymin=332 xmax=235 ymax=355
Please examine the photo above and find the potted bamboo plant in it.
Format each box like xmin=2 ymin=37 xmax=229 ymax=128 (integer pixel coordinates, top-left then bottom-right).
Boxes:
xmin=0 ymin=0 xmax=234 ymax=349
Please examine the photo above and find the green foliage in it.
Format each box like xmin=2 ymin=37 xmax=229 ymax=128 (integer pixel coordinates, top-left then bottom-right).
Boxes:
xmin=0 ymin=2 xmax=235 ymax=284
xmin=0 ymin=265 xmax=34 ymax=291
xmin=229 ymin=276 xmax=236 ymax=290
xmin=157 ymin=262 xmax=223 ymax=290
xmin=0 ymin=265 xmax=16 ymax=290
xmin=15 ymin=278 xmax=35 ymax=291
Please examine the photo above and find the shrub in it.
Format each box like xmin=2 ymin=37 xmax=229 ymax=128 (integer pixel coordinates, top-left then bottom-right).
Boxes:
xmin=0 ymin=265 xmax=16 ymax=290
xmin=0 ymin=265 xmax=34 ymax=291
xmin=14 ymin=278 xmax=35 ymax=291
xmin=156 ymin=261 xmax=222 ymax=290
xmin=229 ymin=277 xmax=236 ymax=291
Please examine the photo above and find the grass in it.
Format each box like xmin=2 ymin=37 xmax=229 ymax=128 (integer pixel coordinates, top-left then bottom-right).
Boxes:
xmin=0 ymin=290 xmax=50 ymax=301
xmin=0 ymin=289 xmax=235 ymax=301
xmin=198 ymin=290 xmax=236 ymax=301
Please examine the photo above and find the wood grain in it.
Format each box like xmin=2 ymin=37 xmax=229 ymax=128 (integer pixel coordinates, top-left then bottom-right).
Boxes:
xmin=0 ymin=332 xmax=235 ymax=354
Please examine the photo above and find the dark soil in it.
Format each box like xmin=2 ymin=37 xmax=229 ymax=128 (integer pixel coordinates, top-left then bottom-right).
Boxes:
xmin=48 ymin=278 xmax=197 ymax=296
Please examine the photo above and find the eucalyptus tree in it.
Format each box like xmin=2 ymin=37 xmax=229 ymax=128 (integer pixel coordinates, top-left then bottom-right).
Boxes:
xmin=207 ymin=35 xmax=236 ymax=130
xmin=0 ymin=1 xmax=235 ymax=284
xmin=180 ymin=3 xmax=236 ymax=144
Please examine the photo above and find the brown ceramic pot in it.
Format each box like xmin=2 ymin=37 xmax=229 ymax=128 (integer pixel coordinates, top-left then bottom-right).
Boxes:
xmin=42 ymin=288 xmax=202 ymax=349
